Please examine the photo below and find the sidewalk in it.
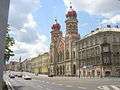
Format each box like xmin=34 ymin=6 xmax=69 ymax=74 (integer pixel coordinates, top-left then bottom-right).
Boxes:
xmin=23 ymin=72 xmax=120 ymax=81
xmin=47 ymin=76 xmax=120 ymax=81
xmin=2 ymin=81 xmax=8 ymax=90
xmin=38 ymin=74 xmax=48 ymax=77
xmin=3 ymin=72 xmax=14 ymax=90
xmin=5 ymin=80 xmax=13 ymax=90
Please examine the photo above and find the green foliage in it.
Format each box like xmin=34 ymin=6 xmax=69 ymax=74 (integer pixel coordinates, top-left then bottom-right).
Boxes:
xmin=4 ymin=26 xmax=15 ymax=61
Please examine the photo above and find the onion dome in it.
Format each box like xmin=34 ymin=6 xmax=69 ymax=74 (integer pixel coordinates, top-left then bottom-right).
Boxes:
xmin=51 ymin=19 xmax=61 ymax=30
xmin=66 ymin=6 xmax=77 ymax=18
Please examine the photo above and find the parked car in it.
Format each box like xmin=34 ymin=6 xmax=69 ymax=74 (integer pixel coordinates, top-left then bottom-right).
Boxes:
xmin=48 ymin=74 xmax=53 ymax=77
xmin=17 ymin=73 xmax=22 ymax=78
xmin=14 ymin=74 xmax=18 ymax=77
xmin=9 ymin=74 xmax=15 ymax=78
xmin=23 ymin=75 xmax=31 ymax=80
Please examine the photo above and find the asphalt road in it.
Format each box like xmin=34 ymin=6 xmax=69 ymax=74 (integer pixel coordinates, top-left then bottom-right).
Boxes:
xmin=4 ymin=72 xmax=120 ymax=90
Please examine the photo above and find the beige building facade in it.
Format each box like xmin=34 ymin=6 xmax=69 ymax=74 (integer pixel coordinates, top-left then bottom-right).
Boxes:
xmin=30 ymin=52 xmax=49 ymax=75
xmin=21 ymin=59 xmax=31 ymax=72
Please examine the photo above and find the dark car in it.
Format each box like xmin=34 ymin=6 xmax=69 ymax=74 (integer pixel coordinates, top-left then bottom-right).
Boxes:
xmin=23 ymin=75 xmax=31 ymax=80
xmin=48 ymin=74 xmax=54 ymax=77
xmin=17 ymin=74 xmax=22 ymax=78
xmin=9 ymin=74 xmax=15 ymax=78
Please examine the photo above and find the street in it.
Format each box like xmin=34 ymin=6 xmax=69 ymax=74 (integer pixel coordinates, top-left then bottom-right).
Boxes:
xmin=3 ymin=72 xmax=120 ymax=90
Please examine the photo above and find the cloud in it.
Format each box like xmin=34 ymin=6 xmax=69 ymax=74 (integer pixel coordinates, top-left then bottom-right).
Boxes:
xmin=101 ymin=15 xmax=120 ymax=24
xmin=9 ymin=0 xmax=41 ymax=28
xmin=63 ymin=0 xmax=120 ymax=25
xmin=23 ymin=14 xmax=37 ymax=29
xmin=10 ymin=34 xmax=49 ymax=59
xmin=8 ymin=0 xmax=49 ymax=60
xmin=63 ymin=0 xmax=120 ymax=17
xmin=9 ymin=26 xmax=49 ymax=59
xmin=9 ymin=13 xmax=39 ymax=44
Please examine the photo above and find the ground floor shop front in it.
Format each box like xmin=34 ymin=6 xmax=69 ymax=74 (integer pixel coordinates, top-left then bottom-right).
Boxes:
xmin=78 ymin=66 xmax=120 ymax=78
xmin=49 ymin=64 xmax=120 ymax=77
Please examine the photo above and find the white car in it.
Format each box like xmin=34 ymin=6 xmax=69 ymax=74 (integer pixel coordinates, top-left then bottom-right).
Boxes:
xmin=23 ymin=75 xmax=31 ymax=80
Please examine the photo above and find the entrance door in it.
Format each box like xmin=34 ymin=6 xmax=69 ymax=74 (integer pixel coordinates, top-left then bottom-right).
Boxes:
xmin=105 ymin=71 xmax=111 ymax=77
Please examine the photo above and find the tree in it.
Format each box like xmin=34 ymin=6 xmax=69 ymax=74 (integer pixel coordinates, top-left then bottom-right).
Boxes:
xmin=4 ymin=26 xmax=15 ymax=61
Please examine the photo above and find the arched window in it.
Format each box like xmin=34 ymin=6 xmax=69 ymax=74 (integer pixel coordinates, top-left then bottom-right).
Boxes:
xmin=66 ymin=50 xmax=69 ymax=59
xmin=60 ymin=51 xmax=62 ymax=61
xmin=62 ymin=52 xmax=64 ymax=61
xmin=63 ymin=65 xmax=65 ymax=75
xmin=56 ymin=66 xmax=59 ymax=75
xmin=73 ymin=64 xmax=76 ymax=75
xmin=58 ymin=51 xmax=63 ymax=62
xmin=57 ymin=53 xmax=60 ymax=62
xmin=60 ymin=66 xmax=62 ymax=75
xmin=72 ymin=51 xmax=75 ymax=58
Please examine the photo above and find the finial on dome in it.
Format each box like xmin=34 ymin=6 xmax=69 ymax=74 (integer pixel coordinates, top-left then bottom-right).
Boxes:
xmin=70 ymin=2 xmax=72 ymax=9
xmin=55 ymin=17 xmax=57 ymax=23
xmin=51 ymin=18 xmax=61 ymax=30
xmin=66 ymin=2 xmax=77 ymax=18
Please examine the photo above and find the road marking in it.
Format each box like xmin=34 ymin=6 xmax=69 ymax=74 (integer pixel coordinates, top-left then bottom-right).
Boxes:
xmin=110 ymin=85 xmax=120 ymax=90
xmin=46 ymin=88 xmax=51 ymax=90
xmin=39 ymin=85 xmax=43 ymax=88
xmin=78 ymin=86 xmax=86 ymax=89
xmin=43 ymin=84 xmax=46 ymax=87
xmin=52 ymin=82 xmax=55 ymax=84
xmin=42 ymin=81 xmax=45 ymax=82
xmin=57 ymin=84 xmax=63 ymax=86
xmin=46 ymin=82 xmax=49 ymax=84
xmin=66 ymin=85 xmax=72 ymax=87
xmin=97 ymin=86 xmax=110 ymax=90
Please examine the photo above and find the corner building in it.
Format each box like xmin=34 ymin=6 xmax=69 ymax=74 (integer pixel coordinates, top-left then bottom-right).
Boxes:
xmin=49 ymin=6 xmax=120 ymax=77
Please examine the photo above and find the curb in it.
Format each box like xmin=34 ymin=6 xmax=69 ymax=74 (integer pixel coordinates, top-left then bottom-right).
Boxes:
xmin=5 ymin=81 xmax=15 ymax=90
xmin=2 ymin=81 xmax=8 ymax=90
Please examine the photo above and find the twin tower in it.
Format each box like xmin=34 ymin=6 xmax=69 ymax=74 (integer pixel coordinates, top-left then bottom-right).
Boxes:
xmin=50 ymin=6 xmax=80 ymax=76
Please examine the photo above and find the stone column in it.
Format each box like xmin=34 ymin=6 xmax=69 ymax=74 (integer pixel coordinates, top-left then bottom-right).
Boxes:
xmin=0 ymin=0 xmax=10 ymax=89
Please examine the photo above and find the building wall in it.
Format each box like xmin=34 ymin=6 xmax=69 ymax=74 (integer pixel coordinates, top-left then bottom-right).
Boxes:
xmin=41 ymin=53 xmax=49 ymax=74
xmin=76 ymin=29 xmax=120 ymax=77
xmin=6 ymin=61 xmax=19 ymax=71
xmin=31 ymin=57 xmax=41 ymax=74
xmin=49 ymin=7 xmax=120 ymax=77
xmin=30 ymin=52 xmax=49 ymax=75
xmin=49 ymin=6 xmax=80 ymax=76
xmin=0 ymin=0 xmax=10 ymax=89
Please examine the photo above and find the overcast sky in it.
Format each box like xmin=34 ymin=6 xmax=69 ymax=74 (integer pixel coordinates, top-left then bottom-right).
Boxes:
xmin=8 ymin=0 xmax=120 ymax=61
